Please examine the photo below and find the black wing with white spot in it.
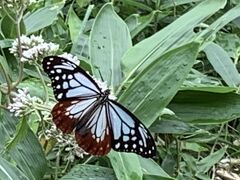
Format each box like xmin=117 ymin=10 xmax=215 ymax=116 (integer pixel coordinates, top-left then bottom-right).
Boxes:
xmin=42 ymin=56 xmax=101 ymax=100
xmin=107 ymin=100 xmax=156 ymax=158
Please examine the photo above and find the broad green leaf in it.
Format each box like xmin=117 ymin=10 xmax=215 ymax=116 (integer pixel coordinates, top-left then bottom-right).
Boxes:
xmin=67 ymin=6 xmax=82 ymax=42
xmin=23 ymin=3 xmax=64 ymax=34
xmin=108 ymin=152 xmax=143 ymax=180
xmin=122 ymin=0 xmax=226 ymax=76
xmin=168 ymin=89 xmax=240 ymax=124
xmin=60 ymin=164 xmax=116 ymax=180
xmin=204 ymin=42 xmax=240 ymax=87
xmin=0 ymin=156 xmax=29 ymax=180
xmin=140 ymin=159 xmax=174 ymax=180
xmin=90 ymin=3 xmax=132 ymax=89
xmin=197 ymin=147 xmax=226 ymax=173
xmin=0 ymin=110 xmax=47 ymax=179
xmin=120 ymin=42 xmax=200 ymax=126
xmin=4 ymin=117 xmax=28 ymax=153
xmin=150 ymin=120 xmax=197 ymax=134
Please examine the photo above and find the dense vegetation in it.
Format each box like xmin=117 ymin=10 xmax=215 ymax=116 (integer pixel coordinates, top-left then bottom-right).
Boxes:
xmin=1 ymin=0 xmax=240 ymax=179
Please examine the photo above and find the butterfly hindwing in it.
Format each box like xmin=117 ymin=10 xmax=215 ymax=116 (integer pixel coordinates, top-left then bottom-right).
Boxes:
xmin=107 ymin=100 xmax=156 ymax=158
xmin=42 ymin=56 xmax=101 ymax=100
xmin=75 ymin=103 xmax=112 ymax=156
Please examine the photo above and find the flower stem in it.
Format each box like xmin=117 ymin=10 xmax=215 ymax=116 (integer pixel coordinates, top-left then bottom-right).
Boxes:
xmin=12 ymin=4 xmax=26 ymax=89
xmin=35 ymin=64 xmax=50 ymax=104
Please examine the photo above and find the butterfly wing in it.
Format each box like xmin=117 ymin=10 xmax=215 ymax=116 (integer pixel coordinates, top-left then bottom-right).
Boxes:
xmin=107 ymin=100 xmax=156 ymax=158
xmin=42 ymin=56 xmax=102 ymax=133
xmin=42 ymin=56 xmax=101 ymax=100
xmin=52 ymin=97 xmax=98 ymax=133
xmin=75 ymin=103 xmax=112 ymax=156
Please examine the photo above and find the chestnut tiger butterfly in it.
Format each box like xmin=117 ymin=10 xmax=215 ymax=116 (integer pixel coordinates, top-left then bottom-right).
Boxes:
xmin=42 ymin=56 xmax=156 ymax=158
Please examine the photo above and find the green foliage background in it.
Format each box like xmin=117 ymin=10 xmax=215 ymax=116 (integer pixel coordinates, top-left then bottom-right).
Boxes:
xmin=1 ymin=0 xmax=240 ymax=179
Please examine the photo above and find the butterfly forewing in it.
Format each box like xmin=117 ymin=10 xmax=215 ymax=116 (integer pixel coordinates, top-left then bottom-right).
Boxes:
xmin=107 ymin=101 xmax=156 ymax=158
xmin=75 ymin=103 xmax=112 ymax=156
xmin=42 ymin=56 xmax=101 ymax=100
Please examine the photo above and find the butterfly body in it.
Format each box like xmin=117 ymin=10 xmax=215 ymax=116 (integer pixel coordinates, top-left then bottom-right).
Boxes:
xmin=43 ymin=56 xmax=156 ymax=158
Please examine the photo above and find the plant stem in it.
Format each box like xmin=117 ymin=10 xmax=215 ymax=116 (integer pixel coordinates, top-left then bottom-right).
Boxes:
xmin=35 ymin=64 xmax=49 ymax=103
xmin=12 ymin=5 xmax=26 ymax=89
xmin=0 ymin=63 xmax=11 ymax=94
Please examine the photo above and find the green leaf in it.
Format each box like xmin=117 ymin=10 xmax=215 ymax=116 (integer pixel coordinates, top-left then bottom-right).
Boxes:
xmin=215 ymin=32 xmax=240 ymax=60
xmin=122 ymin=0 xmax=153 ymax=12
xmin=0 ymin=156 xmax=29 ymax=180
xmin=0 ymin=39 xmax=13 ymax=48
xmin=122 ymin=0 xmax=226 ymax=76
xmin=18 ymin=78 xmax=46 ymax=100
xmin=67 ymin=6 xmax=82 ymax=42
xmin=200 ymin=4 xmax=240 ymax=40
xmin=23 ymin=3 xmax=64 ymax=34
xmin=125 ymin=11 xmax=159 ymax=38
xmin=0 ymin=110 xmax=47 ymax=179
xmin=150 ymin=120 xmax=196 ymax=134
xmin=4 ymin=117 xmax=28 ymax=153
xmin=139 ymin=159 xmax=174 ymax=180
xmin=1 ymin=15 xmax=25 ymax=38
xmin=197 ymin=147 xmax=226 ymax=173
xmin=90 ymin=3 xmax=132 ymax=88
xmin=168 ymin=89 xmax=240 ymax=124
xmin=108 ymin=151 xmax=143 ymax=180
xmin=204 ymin=42 xmax=240 ymax=87
xmin=161 ymin=0 xmax=203 ymax=9
xmin=120 ymin=42 xmax=200 ymax=126
xmin=0 ymin=55 xmax=11 ymax=81
xmin=60 ymin=164 xmax=116 ymax=180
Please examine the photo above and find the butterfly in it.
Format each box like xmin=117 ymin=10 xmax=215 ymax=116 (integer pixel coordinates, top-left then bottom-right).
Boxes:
xmin=42 ymin=56 xmax=156 ymax=158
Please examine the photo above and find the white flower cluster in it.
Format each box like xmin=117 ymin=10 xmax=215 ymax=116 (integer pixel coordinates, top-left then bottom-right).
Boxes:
xmin=1 ymin=0 xmax=36 ymax=8
xmin=59 ymin=53 xmax=80 ymax=65
xmin=8 ymin=88 xmax=43 ymax=117
xmin=45 ymin=124 xmax=87 ymax=161
xmin=9 ymin=35 xmax=59 ymax=63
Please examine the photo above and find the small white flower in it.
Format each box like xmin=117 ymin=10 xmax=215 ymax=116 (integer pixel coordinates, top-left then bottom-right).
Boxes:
xmin=9 ymin=35 xmax=59 ymax=63
xmin=43 ymin=123 xmax=87 ymax=160
xmin=59 ymin=53 xmax=80 ymax=65
xmin=8 ymin=88 xmax=43 ymax=117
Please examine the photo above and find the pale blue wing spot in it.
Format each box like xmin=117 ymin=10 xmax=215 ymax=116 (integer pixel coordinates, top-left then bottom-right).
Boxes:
xmin=69 ymin=79 xmax=80 ymax=88
xmin=95 ymin=105 xmax=107 ymax=138
xmin=122 ymin=123 xmax=130 ymax=135
xmin=63 ymin=81 xmax=68 ymax=89
xmin=109 ymin=102 xmax=134 ymax=128
xmin=108 ymin=106 xmax=122 ymax=139
xmin=74 ymin=73 xmax=99 ymax=92
xmin=66 ymin=87 xmax=96 ymax=98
